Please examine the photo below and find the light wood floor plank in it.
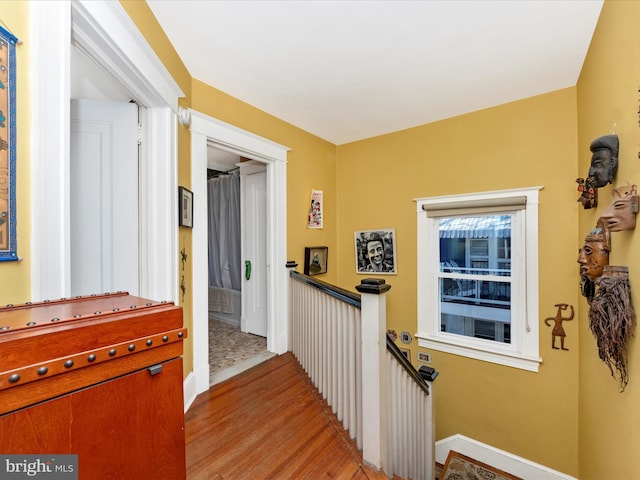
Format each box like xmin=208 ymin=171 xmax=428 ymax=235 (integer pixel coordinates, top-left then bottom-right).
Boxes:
xmin=185 ymin=352 xmax=394 ymax=479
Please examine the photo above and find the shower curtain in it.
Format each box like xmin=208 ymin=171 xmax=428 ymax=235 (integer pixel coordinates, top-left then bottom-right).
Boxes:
xmin=207 ymin=172 xmax=242 ymax=291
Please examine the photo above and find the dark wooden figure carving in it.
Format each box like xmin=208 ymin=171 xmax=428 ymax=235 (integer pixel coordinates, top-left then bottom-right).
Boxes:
xmin=576 ymin=177 xmax=598 ymax=209
xmin=544 ymin=303 xmax=574 ymax=351
xmin=576 ymin=134 xmax=619 ymax=209
xmin=588 ymin=134 xmax=619 ymax=188
xmin=580 ymin=276 xmax=596 ymax=304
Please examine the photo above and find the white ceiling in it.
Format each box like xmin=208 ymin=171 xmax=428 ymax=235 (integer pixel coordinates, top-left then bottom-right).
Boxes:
xmin=148 ymin=0 xmax=603 ymax=146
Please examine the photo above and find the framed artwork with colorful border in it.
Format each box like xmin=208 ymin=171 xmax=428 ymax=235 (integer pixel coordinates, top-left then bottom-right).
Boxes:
xmin=0 ymin=25 xmax=18 ymax=261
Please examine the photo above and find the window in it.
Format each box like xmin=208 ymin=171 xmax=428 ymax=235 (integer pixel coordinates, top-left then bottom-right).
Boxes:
xmin=415 ymin=188 xmax=542 ymax=372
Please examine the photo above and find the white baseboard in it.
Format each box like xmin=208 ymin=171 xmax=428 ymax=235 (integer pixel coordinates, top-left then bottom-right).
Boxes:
xmin=436 ymin=434 xmax=576 ymax=480
xmin=183 ymin=372 xmax=197 ymax=413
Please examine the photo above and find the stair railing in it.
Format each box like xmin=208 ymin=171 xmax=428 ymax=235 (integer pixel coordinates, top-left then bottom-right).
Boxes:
xmin=386 ymin=333 xmax=435 ymax=480
xmin=289 ymin=267 xmax=436 ymax=480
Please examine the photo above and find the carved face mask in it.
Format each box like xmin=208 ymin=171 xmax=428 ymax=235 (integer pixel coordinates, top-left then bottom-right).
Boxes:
xmin=577 ymin=242 xmax=609 ymax=282
xmin=577 ymin=222 xmax=610 ymax=283
xmin=588 ymin=149 xmax=615 ymax=188
xmin=588 ymin=134 xmax=619 ymax=188
xmin=600 ymin=185 xmax=638 ymax=232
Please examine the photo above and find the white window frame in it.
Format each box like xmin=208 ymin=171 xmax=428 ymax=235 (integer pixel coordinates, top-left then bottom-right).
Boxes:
xmin=415 ymin=187 xmax=542 ymax=372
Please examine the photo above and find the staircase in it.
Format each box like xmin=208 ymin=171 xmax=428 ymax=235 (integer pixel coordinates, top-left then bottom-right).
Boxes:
xmin=185 ymin=269 xmax=435 ymax=479
xmin=289 ymin=270 xmax=436 ymax=480
xmin=185 ymin=352 xmax=398 ymax=479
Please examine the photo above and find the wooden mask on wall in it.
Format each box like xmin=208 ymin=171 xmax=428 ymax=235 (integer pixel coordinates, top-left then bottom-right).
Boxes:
xmin=600 ymin=184 xmax=638 ymax=232
xmin=577 ymin=219 xmax=611 ymax=284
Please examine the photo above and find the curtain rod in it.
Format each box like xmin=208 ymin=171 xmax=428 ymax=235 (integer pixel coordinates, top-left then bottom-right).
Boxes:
xmin=207 ymin=166 xmax=240 ymax=178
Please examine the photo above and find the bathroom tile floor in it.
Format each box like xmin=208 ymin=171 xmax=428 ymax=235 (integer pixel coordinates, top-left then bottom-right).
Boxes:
xmin=208 ymin=317 xmax=273 ymax=386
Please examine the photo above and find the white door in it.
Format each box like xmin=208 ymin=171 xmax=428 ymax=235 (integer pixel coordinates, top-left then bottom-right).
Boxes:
xmin=70 ymin=99 xmax=139 ymax=296
xmin=242 ymin=169 xmax=267 ymax=337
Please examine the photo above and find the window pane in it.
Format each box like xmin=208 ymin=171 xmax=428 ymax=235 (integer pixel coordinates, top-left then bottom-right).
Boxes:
xmin=438 ymin=215 xmax=512 ymax=281
xmin=438 ymin=214 xmax=512 ymax=344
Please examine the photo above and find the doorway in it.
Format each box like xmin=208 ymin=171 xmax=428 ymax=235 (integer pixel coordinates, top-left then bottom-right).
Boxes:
xmin=32 ymin=1 xmax=182 ymax=303
xmin=206 ymin=147 xmax=271 ymax=385
xmin=69 ymin=97 xmax=139 ymax=296
xmin=189 ymin=110 xmax=289 ymax=397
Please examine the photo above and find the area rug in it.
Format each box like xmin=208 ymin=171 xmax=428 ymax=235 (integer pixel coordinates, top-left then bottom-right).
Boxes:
xmin=440 ymin=450 xmax=522 ymax=480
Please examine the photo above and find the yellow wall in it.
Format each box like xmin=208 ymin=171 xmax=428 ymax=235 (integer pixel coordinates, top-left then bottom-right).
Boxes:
xmin=336 ymin=88 xmax=581 ymax=475
xmin=577 ymin=2 xmax=640 ymax=479
xmin=190 ymin=80 xmax=338 ymax=284
xmin=120 ymin=1 xmax=191 ymax=97
xmin=6 ymin=0 xmax=638 ymax=476
xmin=0 ymin=2 xmax=31 ymax=304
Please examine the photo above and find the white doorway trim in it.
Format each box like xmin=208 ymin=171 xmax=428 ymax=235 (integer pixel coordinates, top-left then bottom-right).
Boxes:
xmin=30 ymin=0 xmax=183 ymax=302
xmin=190 ymin=110 xmax=289 ymax=395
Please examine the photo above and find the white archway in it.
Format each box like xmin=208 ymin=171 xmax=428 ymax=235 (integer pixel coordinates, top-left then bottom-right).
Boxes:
xmin=189 ymin=110 xmax=289 ymax=396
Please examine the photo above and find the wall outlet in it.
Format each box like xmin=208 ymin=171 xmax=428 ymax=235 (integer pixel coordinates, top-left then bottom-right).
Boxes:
xmin=417 ymin=351 xmax=431 ymax=364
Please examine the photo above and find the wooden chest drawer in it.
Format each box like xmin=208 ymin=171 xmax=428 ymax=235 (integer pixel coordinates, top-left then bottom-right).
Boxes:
xmin=0 ymin=292 xmax=187 ymax=479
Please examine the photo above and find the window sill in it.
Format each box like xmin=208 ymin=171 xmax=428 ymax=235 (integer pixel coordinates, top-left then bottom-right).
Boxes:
xmin=416 ymin=334 xmax=542 ymax=372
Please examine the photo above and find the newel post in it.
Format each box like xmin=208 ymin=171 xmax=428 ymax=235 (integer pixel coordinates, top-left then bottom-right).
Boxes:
xmin=356 ymin=278 xmax=391 ymax=472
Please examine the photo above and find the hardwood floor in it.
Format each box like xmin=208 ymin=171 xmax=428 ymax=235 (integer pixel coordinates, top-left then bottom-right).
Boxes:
xmin=186 ymin=352 xmax=392 ymax=479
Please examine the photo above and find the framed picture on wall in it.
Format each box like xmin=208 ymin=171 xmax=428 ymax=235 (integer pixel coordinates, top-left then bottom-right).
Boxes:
xmin=304 ymin=246 xmax=328 ymax=276
xmin=178 ymin=186 xmax=193 ymax=228
xmin=354 ymin=229 xmax=397 ymax=274
xmin=0 ymin=26 xmax=18 ymax=261
xmin=307 ymin=190 xmax=323 ymax=229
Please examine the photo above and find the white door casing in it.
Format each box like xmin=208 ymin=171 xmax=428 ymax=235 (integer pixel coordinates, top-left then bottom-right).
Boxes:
xmin=70 ymin=99 xmax=138 ymax=296
xmin=190 ymin=110 xmax=289 ymax=395
xmin=241 ymin=168 xmax=267 ymax=337
xmin=31 ymin=0 xmax=183 ymax=303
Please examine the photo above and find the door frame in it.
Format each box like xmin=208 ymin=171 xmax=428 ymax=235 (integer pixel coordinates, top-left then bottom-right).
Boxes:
xmin=31 ymin=1 xmax=183 ymax=302
xmin=190 ymin=110 xmax=289 ymax=395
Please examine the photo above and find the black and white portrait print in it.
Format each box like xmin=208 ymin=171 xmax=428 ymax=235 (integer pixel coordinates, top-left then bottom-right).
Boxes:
xmin=354 ymin=229 xmax=397 ymax=274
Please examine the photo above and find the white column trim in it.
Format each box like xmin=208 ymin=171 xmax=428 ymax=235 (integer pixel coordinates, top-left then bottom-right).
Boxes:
xmin=141 ymin=108 xmax=179 ymax=303
xmin=30 ymin=1 xmax=72 ymax=301
xmin=190 ymin=129 xmax=210 ymax=394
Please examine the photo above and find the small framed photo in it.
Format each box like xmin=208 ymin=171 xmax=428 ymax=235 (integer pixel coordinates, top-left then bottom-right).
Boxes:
xmin=178 ymin=186 xmax=193 ymax=228
xmin=354 ymin=228 xmax=397 ymax=274
xmin=304 ymin=246 xmax=328 ymax=276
